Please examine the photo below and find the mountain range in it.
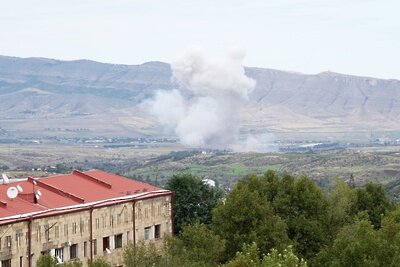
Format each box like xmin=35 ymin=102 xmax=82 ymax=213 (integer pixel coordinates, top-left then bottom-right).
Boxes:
xmin=0 ymin=55 xmax=399 ymax=140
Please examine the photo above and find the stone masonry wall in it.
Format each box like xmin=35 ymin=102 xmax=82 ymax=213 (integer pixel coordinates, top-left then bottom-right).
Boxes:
xmin=0 ymin=194 xmax=172 ymax=267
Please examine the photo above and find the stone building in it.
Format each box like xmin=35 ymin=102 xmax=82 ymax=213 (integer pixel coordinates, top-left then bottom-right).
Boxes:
xmin=0 ymin=170 xmax=173 ymax=267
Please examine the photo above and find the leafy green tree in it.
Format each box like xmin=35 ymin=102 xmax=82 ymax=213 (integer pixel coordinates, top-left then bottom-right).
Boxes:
xmin=88 ymin=258 xmax=112 ymax=267
xmin=63 ymin=261 xmax=83 ymax=267
xmin=165 ymin=222 xmax=225 ymax=267
xmin=271 ymin=175 xmax=330 ymax=259
xmin=352 ymin=182 xmax=392 ymax=229
xmin=223 ymin=243 xmax=307 ymax=267
xmin=371 ymin=207 xmax=400 ymax=265
xmin=213 ymin=178 xmax=289 ymax=259
xmin=222 ymin=242 xmax=260 ymax=267
xmin=123 ymin=241 xmax=163 ymax=267
xmin=326 ymin=179 xmax=357 ymax=240
xmin=314 ymin=219 xmax=387 ymax=267
xmin=36 ymin=254 xmax=83 ymax=267
xmin=166 ymin=173 xmax=223 ymax=234
xmin=37 ymin=253 xmax=56 ymax=267
xmin=261 ymin=246 xmax=307 ymax=267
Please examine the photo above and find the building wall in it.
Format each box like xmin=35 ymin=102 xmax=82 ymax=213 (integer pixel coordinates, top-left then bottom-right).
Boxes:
xmin=0 ymin=194 xmax=172 ymax=267
xmin=0 ymin=220 xmax=28 ymax=267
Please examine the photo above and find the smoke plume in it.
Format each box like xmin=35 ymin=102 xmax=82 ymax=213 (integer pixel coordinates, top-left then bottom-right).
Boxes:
xmin=147 ymin=46 xmax=263 ymax=151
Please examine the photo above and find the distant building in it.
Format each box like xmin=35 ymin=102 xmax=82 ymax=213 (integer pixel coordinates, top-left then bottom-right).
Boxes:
xmin=202 ymin=178 xmax=216 ymax=187
xmin=0 ymin=170 xmax=173 ymax=267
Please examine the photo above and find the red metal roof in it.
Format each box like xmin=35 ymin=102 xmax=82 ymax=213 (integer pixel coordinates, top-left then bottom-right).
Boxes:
xmin=0 ymin=170 xmax=162 ymax=219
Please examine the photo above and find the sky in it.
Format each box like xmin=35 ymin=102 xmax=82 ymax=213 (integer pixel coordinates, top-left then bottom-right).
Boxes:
xmin=1 ymin=0 xmax=399 ymax=79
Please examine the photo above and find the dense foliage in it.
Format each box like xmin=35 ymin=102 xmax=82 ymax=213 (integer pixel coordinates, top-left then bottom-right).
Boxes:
xmin=36 ymin=254 xmax=83 ymax=267
xmin=166 ymin=173 xmax=223 ymax=234
xmin=38 ymin=171 xmax=397 ymax=267
xmin=36 ymin=254 xmax=111 ymax=267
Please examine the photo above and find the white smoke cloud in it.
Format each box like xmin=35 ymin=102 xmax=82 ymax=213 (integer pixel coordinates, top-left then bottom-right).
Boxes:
xmin=234 ymin=134 xmax=277 ymax=153
xmin=147 ymin=46 xmax=271 ymax=151
xmin=147 ymin=89 xmax=185 ymax=124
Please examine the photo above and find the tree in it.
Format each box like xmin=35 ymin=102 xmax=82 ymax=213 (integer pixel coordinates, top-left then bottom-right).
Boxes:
xmin=36 ymin=254 xmax=83 ymax=267
xmin=165 ymin=222 xmax=225 ymax=267
xmin=222 ymin=243 xmax=260 ymax=267
xmin=313 ymin=219 xmax=388 ymax=267
xmin=326 ymin=179 xmax=357 ymax=240
xmin=37 ymin=254 xmax=56 ymax=267
xmin=223 ymin=243 xmax=307 ymax=267
xmin=123 ymin=241 xmax=163 ymax=267
xmin=123 ymin=223 xmax=224 ymax=267
xmin=271 ymin=175 xmax=330 ymax=259
xmin=62 ymin=261 xmax=83 ymax=267
xmin=212 ymin=178 xmax=290 ymax=259
xmin=352 ymin=182 xmax=392 ymax=229
xmin=88 ymin=258 xmax=112 ymax=267
xmin=166 ymin=173 xmax=223 ymax=234
xmin=261 ymin=246 xmax=308 ymax=267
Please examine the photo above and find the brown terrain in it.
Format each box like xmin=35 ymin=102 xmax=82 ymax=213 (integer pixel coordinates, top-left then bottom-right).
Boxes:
xmin=0 ymin=55 xmax=399 ymax=140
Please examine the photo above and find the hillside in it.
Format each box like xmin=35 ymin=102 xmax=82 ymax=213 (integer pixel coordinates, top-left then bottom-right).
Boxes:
xmin=122 ymin=148 xmax=400 ymax=196
xmin=0 ymin=55 xmax=399 ymax=139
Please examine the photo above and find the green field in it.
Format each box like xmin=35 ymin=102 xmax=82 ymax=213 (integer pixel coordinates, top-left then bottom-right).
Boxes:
xmin=121 ymin=147 xmax=400 ymax=196
xmin=1 ymin=142 xmax=400 ymax=198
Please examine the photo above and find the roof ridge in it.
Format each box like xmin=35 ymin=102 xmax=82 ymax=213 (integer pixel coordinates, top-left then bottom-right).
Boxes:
xmin=72 ymin=170 xmax=112 ymax=189
xmin=89 ymin=169 xmax=161 ymax=191
xmin=28 ymin=177 xmax=84 ymax=203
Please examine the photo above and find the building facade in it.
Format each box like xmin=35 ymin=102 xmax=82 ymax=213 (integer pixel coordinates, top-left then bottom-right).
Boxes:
xmin=0 ymin=170 xmax=173 ymax=267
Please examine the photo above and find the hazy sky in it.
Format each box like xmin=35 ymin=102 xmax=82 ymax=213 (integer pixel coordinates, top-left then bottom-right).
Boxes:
xmin=1 ymin=0 xmax=399 ymax=79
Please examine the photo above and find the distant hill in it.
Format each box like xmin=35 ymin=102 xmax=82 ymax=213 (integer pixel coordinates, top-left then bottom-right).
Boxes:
xmin=0 ymin=55 xmax=399 ymax=139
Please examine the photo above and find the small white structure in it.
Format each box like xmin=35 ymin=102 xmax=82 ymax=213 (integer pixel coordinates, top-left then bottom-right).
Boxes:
xmin=202 ymin=178 xmax=216 ymax=187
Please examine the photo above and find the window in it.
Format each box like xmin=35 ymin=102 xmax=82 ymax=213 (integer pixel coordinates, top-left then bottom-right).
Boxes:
xmin=55 ymin=226 xmax=59 ymax=238
xmin=93 ymin=239 xmax=97 ymax=255
xmin=5 ymin=235 xmax=11 ymax=248
xmin=110 ymin=215 xmax=114 ymax=227
xmin=80 ymin=220 xmax=84 ymax=233
xmin=70 ymin=244 xmax=78 ymax=259
xmin=124 ymin=212 xmax=128 ymax=223
xmin=103 ymin=236 xmax=110 ymax=251
xmin=36 ymin=226 xmax=41 ymax=241
xmin=16 ymin=232 xmax=23 ymax=247
xmin=83 ymin=241 xmax=87 ymax=257
xmin=127 ymin=231 xmax=130 ymax=243
xmin=72 ymin=222 xmax=77 ymax=234
xmin=55 ymin=248 xmax=64 ymax=263
xmin=102 ymin=216 xmax=106 ymax=228
xmin=114 ymin=234 xmax=122 ymax=249
xmin=144 ymin=227 xmax=151 ymax=240
xmin=1 ymin=259 xmax=11 ymax=267
xmin=44 ymin=225 xmax=50 ymax=242
xmin=117 ymin=214 xmax=121 ymax=225
xmin=64 ymin=224 xmax=68 ymax=236
xmin=154 ymin=224 xmax=161 ymax=239
xmin=96 ymin=218 xmax=100 ymax=229
xmin=164 ymin=202 xmax=169 ymax=216
xmin=20 ymin=256 xmax=23 ymax=267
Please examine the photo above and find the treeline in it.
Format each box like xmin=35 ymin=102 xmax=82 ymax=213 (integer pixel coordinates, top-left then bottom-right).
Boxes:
xmin=38 ymin=171 xmax=400 ymax=266
xmin=165 ymin=171 xmax=398 ymax=266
